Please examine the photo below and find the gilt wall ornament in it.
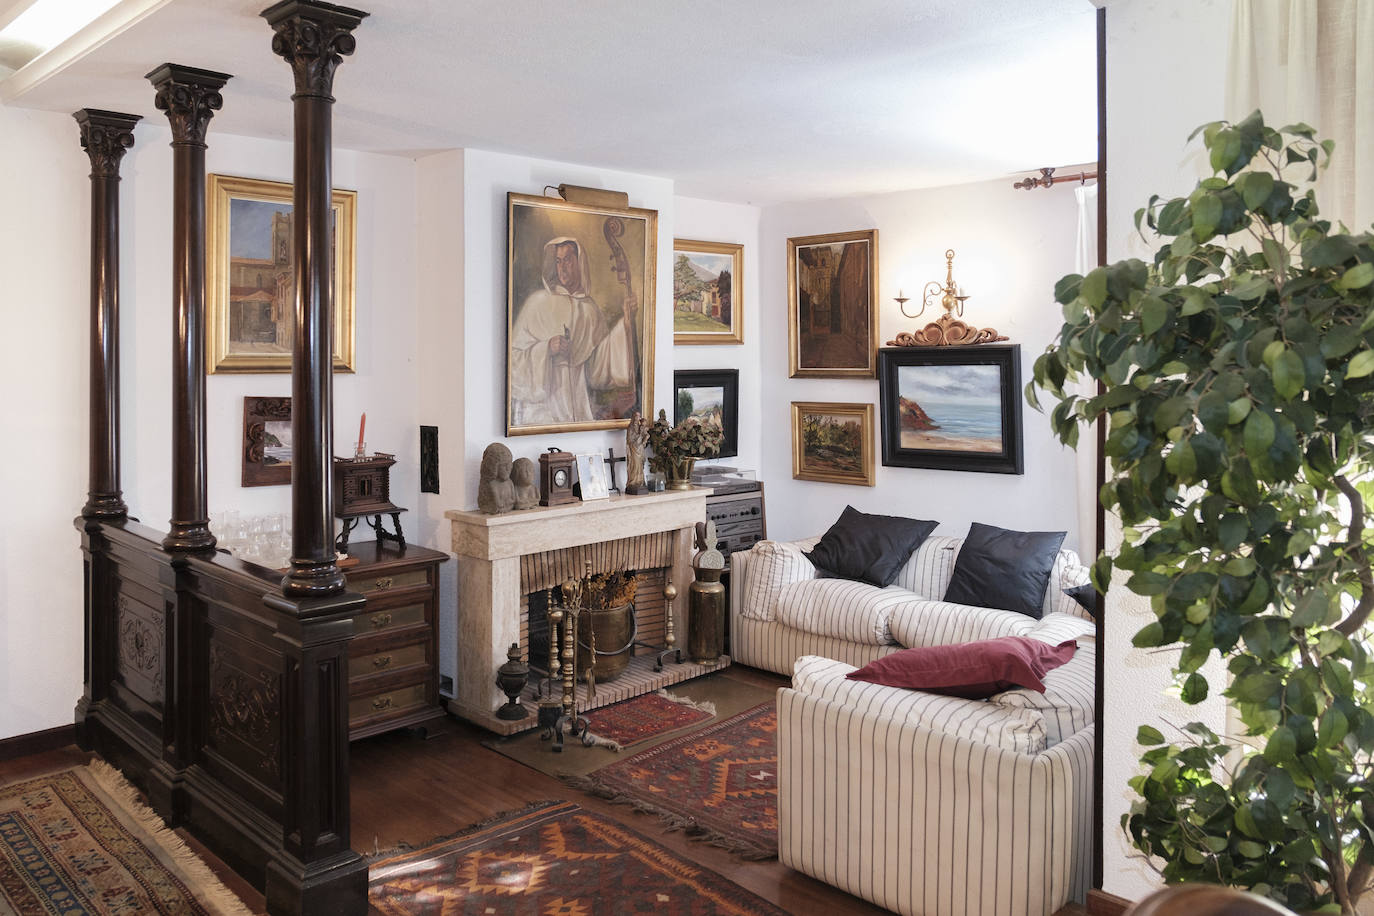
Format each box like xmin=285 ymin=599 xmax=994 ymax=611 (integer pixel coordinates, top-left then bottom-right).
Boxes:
xmin=887 ymin=249 xmax=1008 ymax=347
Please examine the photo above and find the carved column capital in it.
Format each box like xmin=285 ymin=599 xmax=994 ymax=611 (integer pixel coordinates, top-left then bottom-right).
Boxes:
xmin=146 ymin=64 xmax=231 ymax=145
xmin=262 ymin=1 xmax=368 ymax=100
xmin=73 ymin=109 xmax=140 ymax=179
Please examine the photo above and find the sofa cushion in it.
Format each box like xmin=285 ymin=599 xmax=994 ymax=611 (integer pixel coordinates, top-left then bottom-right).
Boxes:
xmin=888 ymin=598 xmax=1038 ymax=648
xmin=1049 ymin=559 xmax=1095 ymax=620
xmin=774 ymin=578 xmax=916 ymax=645
xmin=844 ymin=636 xmax=1077 ymax=698
xmin=993 ymin=639 xmax=1095 ymax=745
xmin=738 ymin=540 xmax=817 ymax=621
xmin=804 ymin=506 xmax=939 ymax=587
xmin=791 ymin=655 xmax=1047 ymax=754
xmin=943 ymin=523 xmax=1067 ymax=619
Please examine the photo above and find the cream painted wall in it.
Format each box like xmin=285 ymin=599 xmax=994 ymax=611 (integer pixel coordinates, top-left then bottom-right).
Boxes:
xmin=0 ymin=103 xmax=420 ymax=740
xmin=756 ymin=178 xmax=1086 ymax=549
xmin=1101 ymin=0 xmax=1233 ymax=901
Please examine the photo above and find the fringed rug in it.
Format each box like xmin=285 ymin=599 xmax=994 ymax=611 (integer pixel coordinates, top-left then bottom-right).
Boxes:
xmin=567 ymin=702 xmax=778 ymax=860
xmin=0 ymin=761 xmax=253 ymax=915
xmin=367 ymin=799 xmax=787 ymax=915
xmin=582 ymin=689 xmax=715 ymax=747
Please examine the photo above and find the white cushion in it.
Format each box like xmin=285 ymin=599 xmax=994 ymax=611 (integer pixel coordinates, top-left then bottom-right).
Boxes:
xmin=992 ymin=639 xmax=1095 ymax=746
xmin=774 ymin=578 xmax=913 ymax=645
xmin=738 ymin=540 xmax=817 ymax=621
xmin=790 ymin=655 xmax=1047 ymax=754
xmin=891 ymin=535 xmax=961 ymax=597
xmin=888 ymin=598 xmax=1036 ymax=647
xmin=1026 ymin=612 xmax=1097 ymax=646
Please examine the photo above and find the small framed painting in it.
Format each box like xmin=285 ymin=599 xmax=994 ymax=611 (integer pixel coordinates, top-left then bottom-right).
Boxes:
xmin=575 ymin=453 xmax=610 ymax=500
xmin=787 ymin=229 xmax=878 ymax=378
xmin=791 ymin=401 xmax=875 ymax=486
xmin=673 ymin=369 xmax=739 ymax=460
xmin=877 ymin=344 xmax=1023 ymax=475
xmin=242 ymin=396 xmax=292 ymax=487
xmin=673 ymin=239 xmax=743 ymax=345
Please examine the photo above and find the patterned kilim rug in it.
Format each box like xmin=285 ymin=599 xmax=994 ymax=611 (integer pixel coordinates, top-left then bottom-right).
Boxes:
xmin=0 ymin=761 xmax=253 ymax=915
xmin=582 ymin=690 xmax=714 ymax=746
xmin=567 ymin=703 xmax=778 ymax=860
xmin=367 ymin=799 xmax=787 ymax=915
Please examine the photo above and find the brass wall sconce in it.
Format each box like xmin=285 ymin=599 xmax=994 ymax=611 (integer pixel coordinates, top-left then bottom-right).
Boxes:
xmin=887 ymin=249 xmax=1008 ymax=347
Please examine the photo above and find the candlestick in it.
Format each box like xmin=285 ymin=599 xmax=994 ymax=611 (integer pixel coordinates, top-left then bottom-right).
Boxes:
xmin=357 ymin=412 xmax=366 ymax=451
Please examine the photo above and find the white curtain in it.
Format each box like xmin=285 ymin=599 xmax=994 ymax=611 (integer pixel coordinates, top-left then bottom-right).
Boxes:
xmin=1073 ymin=183 xmax=1100 ymax=561
xmin=1227 ymin=0 xmax=1374 ymax=229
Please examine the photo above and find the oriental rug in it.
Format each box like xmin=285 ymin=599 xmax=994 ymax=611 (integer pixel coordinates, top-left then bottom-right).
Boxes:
xmin=567 ymin=702 xmax=778 ymax=860
xmin=0 ymin=761 xmax=253 ymax=915
xmin=582 ymin=689 xmax=714 ymax=746
xmin=367 ymin=799 xmax=788 ymax=916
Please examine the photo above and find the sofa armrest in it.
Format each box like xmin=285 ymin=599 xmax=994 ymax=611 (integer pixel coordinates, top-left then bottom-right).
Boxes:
xmin=777 ymin=685 xmax=1092 ymax=916
xmin=730 ymin=539 xmax=820 ymax=623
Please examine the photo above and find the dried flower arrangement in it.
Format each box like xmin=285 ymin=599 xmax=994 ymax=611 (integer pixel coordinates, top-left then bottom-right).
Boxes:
xmin=559 ymin=569 xmax=638 ymax=610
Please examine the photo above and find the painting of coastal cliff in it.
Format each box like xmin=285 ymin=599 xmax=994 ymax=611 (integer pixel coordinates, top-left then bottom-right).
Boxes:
xmin=877 ymin=346 xmax=1023 ymax=475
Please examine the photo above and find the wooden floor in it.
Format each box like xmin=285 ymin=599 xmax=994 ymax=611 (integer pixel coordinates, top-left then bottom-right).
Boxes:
xmin=0 ymin=665 xmax=1090 ymax=915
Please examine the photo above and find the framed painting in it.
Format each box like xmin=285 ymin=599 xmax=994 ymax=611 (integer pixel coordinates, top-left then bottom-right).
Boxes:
xmin=673 ymin=369 xmax=739 ymax=460
xmin=207 ymin=173 xmax=356 ymax=374
xmin=791 ymin=401 xmax=875 ymax=486
xmin=673 ymin=239 xmax=743 ymax=345
xmin=877 ymin=344 xmax=1023 ymax=475
xmin=242 ymin=396 xmax=292 ymax=487
xmin=787 ymin=229 xmax=878 ymax=378
xmin=507 ymin=192 xmax=658 ymax=436
xmin=575 ymin=453 xmax=610 ymax=501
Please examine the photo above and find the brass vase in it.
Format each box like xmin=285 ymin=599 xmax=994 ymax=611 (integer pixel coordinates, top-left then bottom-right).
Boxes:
xmin=574 ymin=602 xmax=635 ymax=682
xmin=688 ymin=567 xmax=725 ymax=664
xmin=664 ymin=456 xmax=697 ymax=490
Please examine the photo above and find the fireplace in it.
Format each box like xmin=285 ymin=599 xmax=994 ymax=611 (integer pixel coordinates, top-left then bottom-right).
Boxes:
xmin=446 ymin=489 xmax=718 ymax=734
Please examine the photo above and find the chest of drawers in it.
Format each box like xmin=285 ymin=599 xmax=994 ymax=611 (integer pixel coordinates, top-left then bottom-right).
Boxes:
xmin=344 ymin=541 xmax=448 ymax=740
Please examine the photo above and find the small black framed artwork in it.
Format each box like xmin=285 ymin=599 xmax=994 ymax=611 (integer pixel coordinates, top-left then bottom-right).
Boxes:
xmin=242 ymin=396 xmax=292 ymax=487
xmin=877 ymin=344 xmax=1023 ymax=475
xmin=673 ymin=368 xmax=739 ymax=460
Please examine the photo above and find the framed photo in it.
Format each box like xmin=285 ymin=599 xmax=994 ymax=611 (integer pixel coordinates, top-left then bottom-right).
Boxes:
xmin=242 ymin=396 xmax=292 ymax=487
xmin=207 ymin=174 xmax=356 ymax=374
xmin=673 ymin=369 xmax=739 ymax=460
xmin=507 ymin=192 xmax=657 ymax=436
xmin=673 ymin=239 xmax=743 ymax=345
xmin=791 ymin=401 xmax=875 ymax=486
xmin=787 ymin=229 xmax=878 ymax=378
xmin=877 ymin=345 xmax=1023 ymax=475
xmin=575 ymin=453 xmax=610 ymax=501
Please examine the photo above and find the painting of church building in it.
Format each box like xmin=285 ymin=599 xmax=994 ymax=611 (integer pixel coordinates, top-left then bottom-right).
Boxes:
xmin=229 ymin=205 xmax=294 ymax=353
xmin=788 ymin=229 xmax=878 ymax=378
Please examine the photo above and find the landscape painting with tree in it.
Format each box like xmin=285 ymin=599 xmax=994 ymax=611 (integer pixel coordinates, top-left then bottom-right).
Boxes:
xmin=788 ymin=229 xmax=878 ymax=377
xmin=507 ymin=193 xmax=658 ymax=435
xmin=673 ymin=239 xmax=743 ymax=344
xmin=673 ymin=369 xmax=738 ymax=459
xmin=791 ymin=401 xmax=874 ymax=486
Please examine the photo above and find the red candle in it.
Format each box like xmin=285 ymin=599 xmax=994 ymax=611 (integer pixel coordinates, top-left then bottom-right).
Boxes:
xmin=358 ymin=412 xmax=366 ymax=452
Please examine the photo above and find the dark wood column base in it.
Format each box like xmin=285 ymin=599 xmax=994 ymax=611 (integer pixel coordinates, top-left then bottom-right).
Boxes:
xmin=163 ymin=521 xmax=217 ymax=552
xmin=281 ymin=559 xmax=346 ymax=597
xmin=82 ymin=493 xmax=128 ymax=519
xmin=266 ymin=851 xmax=369 ymax=916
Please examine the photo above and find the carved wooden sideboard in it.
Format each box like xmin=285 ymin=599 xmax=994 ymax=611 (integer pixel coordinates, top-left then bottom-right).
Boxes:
xmin=343 ymin=542 xmax=447 ymax=740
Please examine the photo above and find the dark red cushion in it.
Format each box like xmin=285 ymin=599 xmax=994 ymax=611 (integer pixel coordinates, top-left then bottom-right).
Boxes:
xmin=844 ymin=637 xmax=1078 ymax=698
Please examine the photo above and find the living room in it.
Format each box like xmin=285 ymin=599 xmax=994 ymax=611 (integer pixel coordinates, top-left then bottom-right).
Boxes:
xmin=3 ymin=0 xmax=1372 ymax=914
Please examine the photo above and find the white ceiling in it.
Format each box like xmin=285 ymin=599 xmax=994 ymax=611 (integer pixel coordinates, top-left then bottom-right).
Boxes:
xmin=2 ymin=0 xmax=1099 ymax=205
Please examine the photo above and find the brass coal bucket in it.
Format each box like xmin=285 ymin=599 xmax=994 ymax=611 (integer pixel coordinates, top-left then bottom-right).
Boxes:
xmin=575 ymin=602 xmax=635 ymax=682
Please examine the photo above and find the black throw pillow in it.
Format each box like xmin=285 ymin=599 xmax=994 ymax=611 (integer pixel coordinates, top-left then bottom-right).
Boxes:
xmin=1063 ymin=583 xmax=1099 ymax=618
xmin=803 ymin=506 xmax=939 ymax=587
xmin=943 ymin=522 xmax=1067 ymax=619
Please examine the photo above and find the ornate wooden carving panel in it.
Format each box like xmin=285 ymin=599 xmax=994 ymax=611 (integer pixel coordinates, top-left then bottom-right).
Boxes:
xmin=116 ymin=593 xmax=164 ymax=704
xmin=207 ymin=634 xmax=282 ymax=788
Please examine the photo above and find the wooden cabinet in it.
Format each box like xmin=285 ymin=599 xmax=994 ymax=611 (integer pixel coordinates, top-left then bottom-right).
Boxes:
xmin=344 ymin=541 xmax=448 ymax=740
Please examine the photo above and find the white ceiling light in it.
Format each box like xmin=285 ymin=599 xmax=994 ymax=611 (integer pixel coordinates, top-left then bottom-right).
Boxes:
xmin=0 ymin=0 xmax=122 ymax=70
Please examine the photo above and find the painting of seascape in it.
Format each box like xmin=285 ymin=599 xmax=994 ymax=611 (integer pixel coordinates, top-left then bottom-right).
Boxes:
xmin=897 ymin=363 xmax=1003 ymax=453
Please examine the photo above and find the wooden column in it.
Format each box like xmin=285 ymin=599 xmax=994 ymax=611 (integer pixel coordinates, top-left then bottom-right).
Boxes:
xmin=76 ymin=110 xmax=139 ymax=520
xmin=148 ymin=64 xmax=230 ymax=552
xmin=265 ymin=0 xmax=366 ymax=599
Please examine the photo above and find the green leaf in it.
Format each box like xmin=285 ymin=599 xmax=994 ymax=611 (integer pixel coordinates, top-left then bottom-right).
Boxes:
xmin=1232 ymin=275 xmax=1272 ymax=300
xmin=1264 ymin=725 xmax=1297 ymax=764
xmin=1239 ymin=171 xmax=1275 ymax=210
xmin=1196 ymin=391 xmax=1229 ymax=432
xmin=1236 ymin=840 xmax=1267 ymax=859
xmin=1133 ymin=621 xmax=1166 ymax=648
xmin=1347 ymin=349 xmax=1374 ymax=380
xmin=1137 ymin=725 xmax=1166 ymax=745
xmin=1165 ymin=439 xmax=1198 ymax=480
xmin=1092 ymin=555 xmax=1113 ymax=593
xmin=1080 ymin=268 xmax=1107 ymax=308
xmin=1181 ymin=672 xmax=1209 ymax=704
xmin=1243 ymin=410 xmax=1275 ymax=457
xmin=1227 ymin=397 xmax=1252 ymax=424
xmin=1193 ymin=195 xmax=1222 ymax=239
xmin=1224 ymin=556 xmax=1257 ymax=576
xmin=1140 ymin=296 xmax=1169 ymax=335
xmin=1320 ymin=324 xmax=1360 ymax=359
xmin=1286 ymin=529 xmax=1315 ymax=557
xmin=1218 ymin=514 xmax=1248 ymax=549
xmin=1271 ymin=349 xmax=1305 ymax=400
xmin=1318 ymin=708 xmax=1349 ymax=747
xmin=1339 ymin=262 xmax=1374 ymax=290
xmin=1292 ymin=590 xmax=1329 ymax=628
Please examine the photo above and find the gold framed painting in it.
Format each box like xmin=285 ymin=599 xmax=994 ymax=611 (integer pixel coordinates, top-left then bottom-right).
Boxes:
xmin=673 ymin=238 xmax=743 ymax=345
xmin=507 ymin=192 xmax=657 ymax=436
xmin=791 ymin=401 xmax=875 ymax=486
xmin=787 ymin=229 xmax=878 ymax=378
xmin=207 ymin=173 xmax=356 ymax=374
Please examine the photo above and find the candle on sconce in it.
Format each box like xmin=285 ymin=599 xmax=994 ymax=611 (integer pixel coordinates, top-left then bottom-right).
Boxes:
xmin=356 ymin=412 xmax=366 ymax=459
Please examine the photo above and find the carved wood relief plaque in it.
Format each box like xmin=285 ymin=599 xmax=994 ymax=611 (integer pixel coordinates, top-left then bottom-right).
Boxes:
xmin=116 ymin=594 xmax=164 ymax=704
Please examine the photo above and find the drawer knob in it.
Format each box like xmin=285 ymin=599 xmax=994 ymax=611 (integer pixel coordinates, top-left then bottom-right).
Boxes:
xmin=375 ymin=576 xmax=394 ymax=590
xmin=372 ymin=655 xmax=393 ymax=670
xmin=372 ymin=696 xmax=393 ymax=711
xmin=370 ymin=612 xmax=392 ymax=629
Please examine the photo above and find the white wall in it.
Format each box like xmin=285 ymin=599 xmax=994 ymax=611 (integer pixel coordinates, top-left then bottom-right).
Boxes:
xmin=1102 ymin=0 xmax=1233 ymax=901
xmin=757 ymin=178 xmax=1085 ymax=549
xmin=0 ymin=102 xmax=420 ymax=740
xmin=671 ymin=196 xmax=764 ymax=474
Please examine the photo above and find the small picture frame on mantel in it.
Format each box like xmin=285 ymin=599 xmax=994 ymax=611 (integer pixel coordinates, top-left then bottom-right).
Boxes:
xmin=575 ymin=453 xmax=610 ymax=501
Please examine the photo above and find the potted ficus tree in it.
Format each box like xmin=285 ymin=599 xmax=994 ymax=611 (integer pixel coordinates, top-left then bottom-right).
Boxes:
xmin=1029 ymin=111 xmax=1374 ymax=914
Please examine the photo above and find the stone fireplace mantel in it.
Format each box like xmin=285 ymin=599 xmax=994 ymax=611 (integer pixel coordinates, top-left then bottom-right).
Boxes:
xmin=446 ymin=489 xmax=709 ymax=734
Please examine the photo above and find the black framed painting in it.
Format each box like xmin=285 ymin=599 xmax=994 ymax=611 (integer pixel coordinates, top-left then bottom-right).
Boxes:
xmin=672 ymin=368 xmax=739 ymax=460
xmin=877 ymin=344 xmax=1023 ymax=475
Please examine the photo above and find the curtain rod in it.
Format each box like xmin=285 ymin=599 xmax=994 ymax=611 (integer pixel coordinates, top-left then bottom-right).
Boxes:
xmin=1013 ymin=166 xmax=1099 ymax=190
